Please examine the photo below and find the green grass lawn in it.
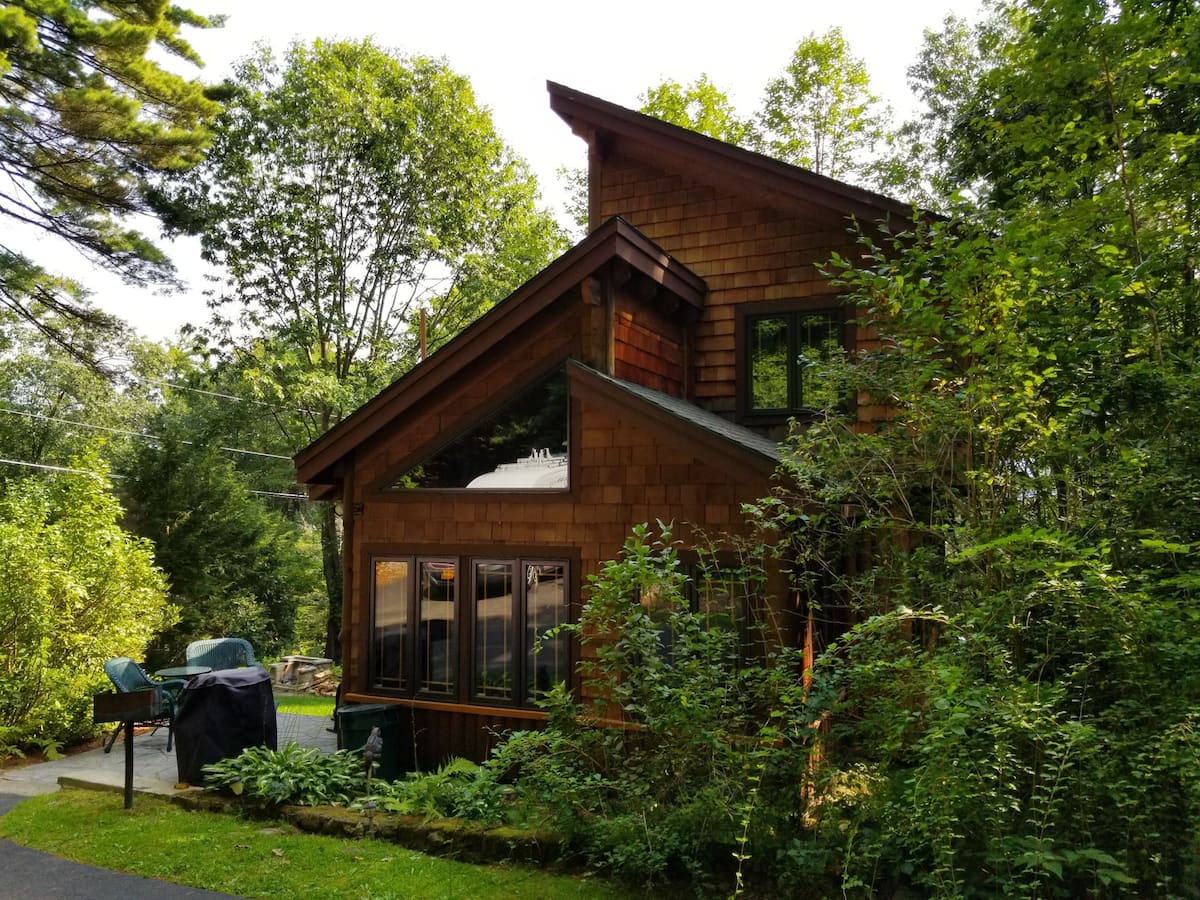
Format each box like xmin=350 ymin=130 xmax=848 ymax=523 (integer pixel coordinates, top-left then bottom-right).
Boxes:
xmin=0 ymin=789 xmax=619 ymax=899
xmin=275 ymin=694 xmax=336 ymax=717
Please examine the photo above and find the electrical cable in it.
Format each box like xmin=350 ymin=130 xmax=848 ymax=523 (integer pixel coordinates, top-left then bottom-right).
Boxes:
xmin=0 ymin=405 xmax=294 ymax=460
xmin=0 ymin=456 xmax=311 ymax=500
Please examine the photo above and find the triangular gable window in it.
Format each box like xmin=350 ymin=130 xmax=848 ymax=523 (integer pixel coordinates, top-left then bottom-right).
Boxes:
xmin=387 ymin=367 xmax=568 ymax=490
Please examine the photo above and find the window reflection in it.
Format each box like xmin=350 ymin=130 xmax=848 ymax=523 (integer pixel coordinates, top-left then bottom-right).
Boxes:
xmin=418 ymin=560 xmax=455 ymax=694
xmin=474 ymin=562 xmax=514 ymax=700
xmin=373 ymin=560 xmax=409 ymax=690
xmin=526 ymin=563 xmax=567 ymax=701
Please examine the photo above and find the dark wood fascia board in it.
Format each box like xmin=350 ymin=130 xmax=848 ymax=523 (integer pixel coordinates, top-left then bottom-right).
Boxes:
xmin=611 ymin=219 xmax=706 ymax=307
xmin=307 ymin=482 xmax=339 ymax=501
xmin=548 ymin=80 xmax=927 ymax=224
xmin=294 ymin=219 xmax=704 ymax=485
xmin=565 ymin=362 xmax=777 ymax=482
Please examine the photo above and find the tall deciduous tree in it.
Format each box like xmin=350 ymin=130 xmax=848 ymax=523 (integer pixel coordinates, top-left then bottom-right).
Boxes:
xmin=745 ymin=0 xmax=1200 ymax=892
xmin=0 ymin=0 xmax=221 ymax=359
xmin=639 ymin=75 xmax=754 ymax=145
xmin=162 ymin=39 xmax=566 ymax=659
xmin=756 ymin=27 xmax=892 ymax=181
xmin=0 ymin=460 xmax=172 ymax=745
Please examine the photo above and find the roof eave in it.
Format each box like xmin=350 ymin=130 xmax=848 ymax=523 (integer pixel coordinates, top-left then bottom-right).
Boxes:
xmin=565 ymin=361 xmax=778 ymax=481
xmin=294 ymin=218 xmax=707 ymax=485
xmin=548 ymin=80 xmax=928 ymax=224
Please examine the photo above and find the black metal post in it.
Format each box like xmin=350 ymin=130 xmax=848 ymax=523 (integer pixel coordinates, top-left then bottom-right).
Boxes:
xmin=124 ymin=720 xmax=134 ymax=809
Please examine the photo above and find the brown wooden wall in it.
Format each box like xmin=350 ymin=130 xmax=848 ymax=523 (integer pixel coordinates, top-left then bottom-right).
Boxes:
xmin=339 ymin=696 xmax=546 ymax=772
xmin=343 ymin=376 xmax=775 ymax=762
xmin=594 ymin=152 xmax=874 ymax=418
xmin=612 ymin=290 xmax=684 ymax=396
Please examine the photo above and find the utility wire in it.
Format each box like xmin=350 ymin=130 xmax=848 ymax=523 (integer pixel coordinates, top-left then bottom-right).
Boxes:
xmin=0 ymin=456 xmax=311 ymax=500
xmin=0 ymin=457 xmax=115 ymax=479
xmin=0 ymin=406 xmax=294 ymax=461
xmin=128 ymin=374 xmax=320 ymax=417
xmin=36 ymin=357 xmax=319 ymax=416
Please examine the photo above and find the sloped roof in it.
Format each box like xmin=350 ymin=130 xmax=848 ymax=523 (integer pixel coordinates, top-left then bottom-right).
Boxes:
xmin=548 ymin=81 xmax=919 ymax=223
xmin=566 ymin=362 xmax=779 ymax=479
xmin=294 ymin=217 xmax=705 ymax=487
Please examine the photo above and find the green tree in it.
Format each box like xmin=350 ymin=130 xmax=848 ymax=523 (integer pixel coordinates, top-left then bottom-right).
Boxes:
xmin=756 ymin=27 xmax=892 ymax=181
xmin=0 ymin=461 xmax=172 ymax=746
xmin=0 ymin=311 xmax=159 ymax=467
xmin=119 ymin=430 xmax=320 ymax=665
xmin=639 ymin=74 xmax=754 ymax=145
xmin=744 ymin=1 xmax=1200 ymax=891
xmin=162 ymin=39 xmax=566 ymax=659
xmin=881 ymin=13 xmax=1006 ymax=207
xmin=0 ymin=0 xmax=221 ymax=358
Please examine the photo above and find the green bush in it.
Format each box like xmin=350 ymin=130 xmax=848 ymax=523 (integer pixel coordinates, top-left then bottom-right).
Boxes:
xmin=202 ymin=742 xmax=366 ymax=807
xmin=0 ymin=463 xmax=173 ymax=746
xmin=489 ymin=525 xmax=812 ymax=890
xmin=366 ymin=757 xmax=509 ymax=823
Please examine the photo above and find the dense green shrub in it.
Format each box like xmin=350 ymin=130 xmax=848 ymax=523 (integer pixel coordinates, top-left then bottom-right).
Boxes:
xmin=365 ymin=757 xmax=509 ymax=823
xmin=119 ymin=435 xmax=321 ymax=664
xmin=490 ymin=525 xmax=813 ymax=890
xmin=203 ymin=742 xmax=366 ymax=807
xmin=0 ymin=463 xmax=173 ymax=746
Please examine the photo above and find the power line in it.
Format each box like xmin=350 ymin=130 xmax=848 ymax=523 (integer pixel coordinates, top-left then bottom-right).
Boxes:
xmin=0 ymin=456 xmax=311 ymax=501
xmin=0 ymin=406 xmax=294 ymax=461
xmin=0 ymin=457 xmax=117 ymax=479
xmin=129 ymin=375 xmax=319 ymax=417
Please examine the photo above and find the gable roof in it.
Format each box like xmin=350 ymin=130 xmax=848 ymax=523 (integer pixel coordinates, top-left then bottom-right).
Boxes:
xmin=567 ymin=361 xmax=780 ymax=477
xmin=294 ymin=216 xmax=705 ymax=487
xmin=548 ymin=81 xmax=918 ymax=224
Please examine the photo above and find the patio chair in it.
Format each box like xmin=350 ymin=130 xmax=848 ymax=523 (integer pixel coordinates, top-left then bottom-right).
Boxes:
xmin=185 ymin=637 xmax=263 ymax=672
xmin=102 ymin=657 xmax=185 ymax=753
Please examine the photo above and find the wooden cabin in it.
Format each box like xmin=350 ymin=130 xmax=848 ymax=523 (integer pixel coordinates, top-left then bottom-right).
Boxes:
xmin=293 ymin=82 xmax=914 ymax=768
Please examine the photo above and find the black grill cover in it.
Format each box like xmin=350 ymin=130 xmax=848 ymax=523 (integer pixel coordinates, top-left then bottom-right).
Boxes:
xmin=174 ymin=668 xmax=277 ymax=785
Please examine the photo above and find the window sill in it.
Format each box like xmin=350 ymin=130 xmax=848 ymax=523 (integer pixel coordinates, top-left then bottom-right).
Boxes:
xmin=346 ymin=692 xmax=550 ymax=721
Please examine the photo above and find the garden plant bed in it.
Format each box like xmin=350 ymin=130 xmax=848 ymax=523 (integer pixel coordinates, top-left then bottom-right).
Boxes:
xmin=170 ymin=789 xmax=570 ymax=868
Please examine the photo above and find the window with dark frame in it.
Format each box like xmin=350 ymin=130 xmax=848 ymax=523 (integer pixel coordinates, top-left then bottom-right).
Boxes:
xmin=685 ymin=559 xmax=755 ymax=658
xmin=745 ymin=307 xmax=844 ymax=418
xmin=371 ymin=554 xmax=570 ymax=709
xmin=385 ymin=368 xmax=569 ymax=491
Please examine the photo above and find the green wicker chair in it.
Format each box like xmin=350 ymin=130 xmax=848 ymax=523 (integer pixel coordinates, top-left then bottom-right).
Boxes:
xmin=102 ymin=657 xmax=185 ymax=752
xmin=185 ymin=637 xmax=262 ymax=672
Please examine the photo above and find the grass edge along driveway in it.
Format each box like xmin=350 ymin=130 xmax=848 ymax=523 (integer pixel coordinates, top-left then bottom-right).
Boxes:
xmin=0 ymin=789 xmax=619 ymax=900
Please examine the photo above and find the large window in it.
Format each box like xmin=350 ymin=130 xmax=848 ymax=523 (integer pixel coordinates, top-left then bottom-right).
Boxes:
xmin=743 ymin=307 xmax=844 ymax=418
xmin=386 ymin=368 xmax=568 ymax=490
xmin=372 ymin=557 xmax=457 ymax=697
xmin=371 ymin=554 xmax=570 ymax=709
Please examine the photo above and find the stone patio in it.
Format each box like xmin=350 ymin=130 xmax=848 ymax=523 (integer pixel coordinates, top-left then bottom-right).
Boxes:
xmin=0 ymin=711 xmax=338 ymax=799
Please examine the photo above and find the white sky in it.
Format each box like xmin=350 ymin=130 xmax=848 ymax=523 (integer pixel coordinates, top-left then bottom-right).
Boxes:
xmin=53 ymin=0 xmax=982 ymax=342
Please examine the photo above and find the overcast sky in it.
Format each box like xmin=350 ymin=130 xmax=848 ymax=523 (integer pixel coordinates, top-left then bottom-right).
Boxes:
xmin=44 ymin=0 xmax=984 ymax=341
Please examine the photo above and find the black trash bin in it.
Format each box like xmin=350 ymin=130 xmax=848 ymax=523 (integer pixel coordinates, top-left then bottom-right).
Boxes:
xmin=174 ymin=668 xmax=277 ymax=785
xmin=336 ymin=703 xmax=409 ymax=781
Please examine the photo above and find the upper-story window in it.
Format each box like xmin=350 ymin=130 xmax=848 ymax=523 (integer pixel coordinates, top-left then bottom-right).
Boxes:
xmin=738 ymin=303 xmax=846 ymax=421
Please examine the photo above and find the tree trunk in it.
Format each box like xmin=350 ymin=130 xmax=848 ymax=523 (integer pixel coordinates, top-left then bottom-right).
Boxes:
xmin=320 ymin=504 xmax=343 ymax=662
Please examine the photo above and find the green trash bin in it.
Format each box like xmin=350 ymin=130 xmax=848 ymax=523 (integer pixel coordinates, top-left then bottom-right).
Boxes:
xmin=336 ymin=703 xmax=409 ymax=781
